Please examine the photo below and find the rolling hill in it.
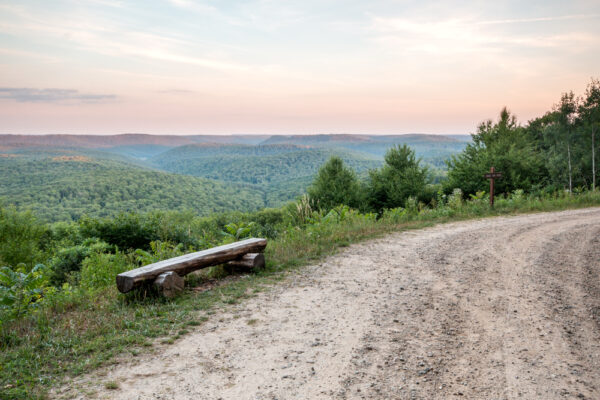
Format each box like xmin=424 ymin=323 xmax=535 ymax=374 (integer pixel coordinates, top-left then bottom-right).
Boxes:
xmin=0 ymin=133 xmax=470 ymax=221
xmin=148 ymin=144 xmax=381 ymax=185
xmin=0 ymin=153 xmax=265 ymax=222
xmin=259 ymin=134 xmax=468 ymax=167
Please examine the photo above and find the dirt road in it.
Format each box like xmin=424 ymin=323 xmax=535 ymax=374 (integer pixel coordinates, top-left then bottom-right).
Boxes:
xmin=63 ymin=208 xmax=600 ymax=399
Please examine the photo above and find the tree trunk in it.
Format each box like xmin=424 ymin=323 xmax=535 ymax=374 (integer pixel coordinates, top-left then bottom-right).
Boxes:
xmin=567 ymin=140 xmax=573 ymax=193
xmin=593 ymin=126 xmax=596 ymax=191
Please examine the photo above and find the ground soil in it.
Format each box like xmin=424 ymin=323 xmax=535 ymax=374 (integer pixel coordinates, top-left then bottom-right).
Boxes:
xmin=57 ymin=208 xmax=600 ymax=399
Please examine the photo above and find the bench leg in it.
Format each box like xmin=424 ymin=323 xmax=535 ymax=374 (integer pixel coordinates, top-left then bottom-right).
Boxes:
xmin=154 ymin=271 xmax=184 ymax=298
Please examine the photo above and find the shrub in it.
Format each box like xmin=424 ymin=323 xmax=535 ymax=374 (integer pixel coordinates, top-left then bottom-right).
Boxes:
xmin=381 ymin=207 xmax=408 ymax=223
xmin=134 ymin=240 xmax=186 ymax=265
xmin=0 ymin=263 xmax=50 ymax=322
xmin=79 ymin=213 xmax=158 ymax=251
xmin=222 ymin=221 xmax=257 ymax=242
xmin=49 ymin=239 xmax=111 ymax=286
xmin=447 ymin=188 xmax=464 ymax=210
xmin=0 ymin=206 xmax=49 ymax=269
xmin=79 ymin=251 xmax=131 ymax=290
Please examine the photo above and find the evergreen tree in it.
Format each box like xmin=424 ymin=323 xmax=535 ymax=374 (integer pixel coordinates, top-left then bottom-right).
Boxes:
xmin=308 ymin=156 xmax=362 ymax=211
xmin=367 ymin=144 xmax=429 ymax=212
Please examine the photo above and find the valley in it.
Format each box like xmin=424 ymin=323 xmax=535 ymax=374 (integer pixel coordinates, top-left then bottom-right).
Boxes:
xmin=0 ymin=134 xmax=469 ymax=221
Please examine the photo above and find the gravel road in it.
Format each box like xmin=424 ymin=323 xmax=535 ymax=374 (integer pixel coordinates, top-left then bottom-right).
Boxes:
xmin=62 ymin=208 xmax=600 ymax=399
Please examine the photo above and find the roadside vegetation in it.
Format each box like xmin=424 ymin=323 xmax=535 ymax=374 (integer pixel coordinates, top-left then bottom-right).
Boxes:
xmin=1 ymin=80 xmax=599 ymax=399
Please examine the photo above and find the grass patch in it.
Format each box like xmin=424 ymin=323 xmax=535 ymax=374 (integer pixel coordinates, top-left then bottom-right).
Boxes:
xmin=1 ymin=191 xmax=600 ymax=399
xmin=104 ymin=381 xmax=119 ymax=390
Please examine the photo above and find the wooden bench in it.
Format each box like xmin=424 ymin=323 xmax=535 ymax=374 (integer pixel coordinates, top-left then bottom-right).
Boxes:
xmin=116 ymin=238 xmax=267 ymax=297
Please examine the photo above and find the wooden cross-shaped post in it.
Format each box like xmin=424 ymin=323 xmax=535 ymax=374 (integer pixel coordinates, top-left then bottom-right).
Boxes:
xmin=483 ymin=166 xmax=503 ymax=207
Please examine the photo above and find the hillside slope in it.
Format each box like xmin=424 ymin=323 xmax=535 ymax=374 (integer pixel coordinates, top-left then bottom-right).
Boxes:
xmin=0 ymin=155 xmax=265 ymax=221
xmin=150 ymin=144 xmax=380 ymax=185
xmin=261 ymin=134 xmax=468 ymax=166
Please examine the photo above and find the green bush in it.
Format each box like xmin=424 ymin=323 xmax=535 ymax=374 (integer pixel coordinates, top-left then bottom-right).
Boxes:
xmin=49 ymin=239 xmax=111 ymax=286
xmin=381 ymin=207 xmax=408 ymax=223
xmin=447 ymin=188 xmax=464 ymax=210
xmin=79 ymin=251 xmax=131 ymax=291
xmin=0 ymin=206 xmax=49 ymax=269
xmin=0 ymin=263 xmax=51 ymax=322
xmin=79 ymin=213 xmax=158 ymax=251
xmin=134 ymin=240 xmax=186 ymax=265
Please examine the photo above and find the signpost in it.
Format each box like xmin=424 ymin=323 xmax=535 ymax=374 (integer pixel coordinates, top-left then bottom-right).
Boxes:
xmin=484 ymin=166 xmax=503 ymax=207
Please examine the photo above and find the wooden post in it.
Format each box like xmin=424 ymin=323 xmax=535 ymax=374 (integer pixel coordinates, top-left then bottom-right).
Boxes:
xmin=226 ymin=253 xmax=265 ymax=270
xmin=225 ymin=253 xmax=265 ymax=274
xmin=484 ymin=167 xmax=502 ymax=207
xmin=154 ymin=271 xmax=184 ymax=298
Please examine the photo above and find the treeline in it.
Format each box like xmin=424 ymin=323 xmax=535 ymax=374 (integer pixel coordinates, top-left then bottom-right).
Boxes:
xmin=448 ymin=79 xmax=600 ymax=195
xmin=308 ymin=79 xmax=600 ymax=213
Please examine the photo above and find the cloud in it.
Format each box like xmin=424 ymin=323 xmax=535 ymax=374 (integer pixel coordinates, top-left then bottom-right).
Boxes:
xmin=477 ymin=14 xmax=600 ymax=25
xmin=0 ymin=88 xmax=117 ymax=103
xmin=369 ymin=13 xmax=600 ymax=56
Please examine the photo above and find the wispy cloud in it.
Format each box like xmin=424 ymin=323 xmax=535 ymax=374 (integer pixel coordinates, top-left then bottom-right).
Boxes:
xmin=477 ymin=14 xmax=600 ymax=25
xmin=0 ymin=5 xmax=259 ymax=73
xmin=370 ymin=12 xmax=600 ymax=55
xmin=0 ymin=88 xmax=117 ymax=103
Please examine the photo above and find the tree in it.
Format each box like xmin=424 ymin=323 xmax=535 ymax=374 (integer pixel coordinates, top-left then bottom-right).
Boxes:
xmin=534 ymin=92 xmax=594 ymax=191
xmin=446 ymin=108 xmax=546 ymax=195
xmin=555 ymin=92 xmax=580 ymax=192
xmin=579 ymin=79 xmax=600 ymax=190
xmin=367 ymin=144 xmax=429 ymax=212
xmin=308 ymin=156 xmax=362 ymax=211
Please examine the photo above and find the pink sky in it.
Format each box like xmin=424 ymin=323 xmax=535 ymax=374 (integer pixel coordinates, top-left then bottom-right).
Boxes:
xmin=1 ymin=1 xmax=599 ymax=135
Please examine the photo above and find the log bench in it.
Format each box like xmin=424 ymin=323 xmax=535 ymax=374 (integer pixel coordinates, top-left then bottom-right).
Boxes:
xmin=116 ymin=238 xmax=267 ymax=297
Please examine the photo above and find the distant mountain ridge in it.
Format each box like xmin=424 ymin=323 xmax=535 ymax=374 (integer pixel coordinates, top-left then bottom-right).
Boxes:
xmin=260 ymin=133 xmax=460 ymax=145
xmin=0 ymin=134 xmax=270 ymax=148
xmin=0 ymin=133 xmax=465 ymax=148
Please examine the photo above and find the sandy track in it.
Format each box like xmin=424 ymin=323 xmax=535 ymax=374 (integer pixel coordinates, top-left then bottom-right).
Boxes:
xmin=60 ymin=208 xmax=600 ymax=399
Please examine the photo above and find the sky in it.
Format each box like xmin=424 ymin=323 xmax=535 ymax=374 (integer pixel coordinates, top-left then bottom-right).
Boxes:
xmin=0 ymin=0 xmax=599 ymax=135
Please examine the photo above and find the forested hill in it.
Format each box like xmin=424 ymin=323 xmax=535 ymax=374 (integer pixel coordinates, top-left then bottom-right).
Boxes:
xmin=0 ymin=133 xmax=468 ymax=163
xmin=258 ymin=133 xmax=468 ymax=165
xmin=149 ymin=144 xmax=380 ymax=185
xmin=0 ymin=133 xmax=470 ymax=221
xmin=0 ymin=154 xmax=265 ymax=222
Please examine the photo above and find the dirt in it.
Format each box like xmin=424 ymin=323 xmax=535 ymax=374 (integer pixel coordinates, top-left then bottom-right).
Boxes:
xmin=57 ymin=208 xmax=600 ymax=399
